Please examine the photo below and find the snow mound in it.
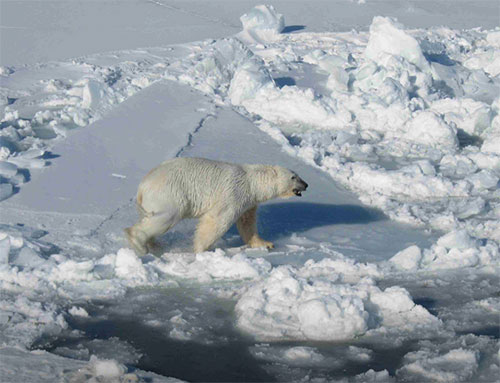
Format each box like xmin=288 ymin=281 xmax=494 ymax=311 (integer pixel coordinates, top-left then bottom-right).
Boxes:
xmin=235 ymin=260 xmax=440 ymax=341
xmin=177 ymin=38 xmax=350 ymax=132
xmin=156 ymin=249 xmax=272 ymax=282
xmin=176 ymin=38 xmax=272 ymax=103
xmin=67 ymin=355 xmax=172 ymax=383
xmin=404 ymin=111 xmax=458 ymax=149
xmin=397 ymin=348 xmax=479 ymax=382
xmin=481 ymin=96 xmax=500 ymax=154
xmin=391 ymin=230 xmax=499 ymax=271
xmin=228 ymin=59 xmax=274 ymax=105
xmin=235 ymin=265 xmax=369 ymax=341
xmin=250 ymin=344 xmax=327 ymax=367
xmin=389 ymin=245 xmax=422 ymax=271
xmin=89 ymin=356 xmax=127 ymax=379
xmin=238 ymin=85 xmax=351 ymax=132
xmin=239 ymin=5 xmax=285 ymax=43
xmin=365 ymin=16 xmax=430 ymax=72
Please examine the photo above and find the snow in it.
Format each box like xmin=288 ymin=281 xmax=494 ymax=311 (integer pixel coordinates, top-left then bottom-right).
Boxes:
xmin=1 ymin=1 xmax=499 ymax=382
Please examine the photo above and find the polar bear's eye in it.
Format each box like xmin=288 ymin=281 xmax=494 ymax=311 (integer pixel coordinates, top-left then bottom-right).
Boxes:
xmin=291 ymin=176 xmax=297 ymax=180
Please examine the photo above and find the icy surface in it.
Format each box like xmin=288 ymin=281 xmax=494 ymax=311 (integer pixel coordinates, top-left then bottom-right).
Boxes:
xmin=1 ymin=1 xmax=499 ymax=382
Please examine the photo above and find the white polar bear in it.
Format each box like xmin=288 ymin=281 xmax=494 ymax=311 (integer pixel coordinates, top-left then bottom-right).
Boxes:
xmin=125 ymin=157 xmax=308 ymax=255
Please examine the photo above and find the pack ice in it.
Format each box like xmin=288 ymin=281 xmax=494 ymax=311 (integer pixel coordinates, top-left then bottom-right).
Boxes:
xmin=0 ymin=3 xmax=499 ymax=383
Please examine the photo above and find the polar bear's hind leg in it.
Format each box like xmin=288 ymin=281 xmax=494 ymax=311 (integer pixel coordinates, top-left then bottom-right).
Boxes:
xmin=125 ymin=208 xmax=180 ymax=256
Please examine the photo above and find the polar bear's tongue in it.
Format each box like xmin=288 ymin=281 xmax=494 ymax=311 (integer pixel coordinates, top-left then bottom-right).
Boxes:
xmin=293 ymin=189 xmax=302 ymax=196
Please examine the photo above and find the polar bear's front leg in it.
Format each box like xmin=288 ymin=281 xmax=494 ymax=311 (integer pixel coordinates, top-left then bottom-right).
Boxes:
xmin=236 ymin=206 xmax=274 ymax=249
xmin=193 ymin=212 xmax=235 ymax=253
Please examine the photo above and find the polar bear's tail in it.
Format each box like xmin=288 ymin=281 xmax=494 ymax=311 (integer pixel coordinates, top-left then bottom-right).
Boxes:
xmin=137 ymin=189 xmax=143 ymax=207
xmin=135 ymin=189 xmax=150 ymax=218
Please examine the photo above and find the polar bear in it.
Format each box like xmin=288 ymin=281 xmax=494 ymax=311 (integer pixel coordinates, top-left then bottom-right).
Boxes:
xmin=125 ymin=157 xmax=308 ymax=255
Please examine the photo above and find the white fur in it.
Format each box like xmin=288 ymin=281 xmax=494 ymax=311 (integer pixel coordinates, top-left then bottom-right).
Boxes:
xmin=125 ymin=157 xmax=306 ymax=255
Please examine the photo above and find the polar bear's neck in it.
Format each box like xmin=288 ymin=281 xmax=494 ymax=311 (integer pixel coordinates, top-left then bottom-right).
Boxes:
xmin=244 ymin=164 xmax=279 ymax=203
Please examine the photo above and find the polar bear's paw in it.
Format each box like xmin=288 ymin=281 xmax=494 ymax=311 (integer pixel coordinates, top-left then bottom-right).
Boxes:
xmin=248 ymin=237 xmax=274 ymax=249
xmin=124 ymin=227 xmax=147 ymax=256
xmin=146 ymin=238 xmax=164 ymax=256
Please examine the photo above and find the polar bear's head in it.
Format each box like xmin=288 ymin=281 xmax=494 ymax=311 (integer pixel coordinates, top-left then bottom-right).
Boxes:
xmin=245 ymin=164 xmax=308 ymax=202
xmin=273 ymin=166 xmax=308 ymax=199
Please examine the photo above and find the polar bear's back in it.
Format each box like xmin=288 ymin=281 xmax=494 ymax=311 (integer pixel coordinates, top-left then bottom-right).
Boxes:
xmin=137 ymin=157 xmax=247 ymax=218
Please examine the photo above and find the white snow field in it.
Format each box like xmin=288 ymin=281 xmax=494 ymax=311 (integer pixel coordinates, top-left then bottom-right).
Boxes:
xmin=1 ymin=1 xmax=499 ymax=382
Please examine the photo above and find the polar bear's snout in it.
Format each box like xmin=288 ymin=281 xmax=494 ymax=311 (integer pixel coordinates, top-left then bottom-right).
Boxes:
xmin=292 ymin=176 xmax=308 ymax=197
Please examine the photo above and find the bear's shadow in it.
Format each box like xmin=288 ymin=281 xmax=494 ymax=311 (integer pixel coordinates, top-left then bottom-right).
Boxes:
xmin=159 ymin=202 xmax=385 ymax=252
xmin=229 ymin=202 xmax=385 ymax=241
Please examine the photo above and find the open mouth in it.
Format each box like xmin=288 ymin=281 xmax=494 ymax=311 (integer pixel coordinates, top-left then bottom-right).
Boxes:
xmin=293 ymin=189 xmax=302 ymax=196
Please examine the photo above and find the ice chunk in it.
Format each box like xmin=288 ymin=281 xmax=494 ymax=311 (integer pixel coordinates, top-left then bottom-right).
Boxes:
xmin=89 ymin=355 xmax=127 ymax=378
xmin=326 ymin=67 xmax=349 ymax=92
xmin=20 ymin=148 xmax=45 ymax=159
xmin=390 ymin=245 xmax=422 ymax=271
xmin=0 ymin=66 xmax=13 ymax=76
xmin=0 ymin=147 xmax=10 ymax=161
xmin=235 ymin=266 xmax=367 ymax=341
xmin=228 ymin=60 xmax=274 ymax=105
xmin=397 ymin=348 xmax=479 ymax=382
xmin=239 ymin=86 xmax=349 ymax=132
xmin=235 ymin=262 xmax=436 ymax=341
xmin=8 ymin=157 xmax=46 ymax=169
xmin=336 ymin=130 xmax=359 ymax=145
xmin=0 ymin=161 xmax=17 ymax=178
xmin=283 ymin=347 xmax=325 ymax=363
xmin=365 ymin=16 xmax=430 ymax=72
xmin=75 ymin=78 xmax=105 ymax=110
xmin=239 ymin=5 xmax=285 ymax=42
xmin=114 ymin=248 xmax=152 ymax=285
xmin=439 ymin=154 xmax=477 ymax=178
xmin=347 ymin=346 xmax=373 ymax=362
xmin=404 ymin=111 xmax=458 ymax=149
xmin=486 ymin=31 xmax=500 ymax=47
xmin=431 ymin=98 xmax=492 ymax=136
xmin=157 ymin=249 xmax=271 ymax=282
xmin=480 ymin=113 xmax=500 ymax=154
xmin=11 ymin=246 xmax=46 ymax=267
xmin=453 ymin=197 xmax=485 ymax=219
xmin=436 ymin=230 xmax=477 ymax=250
xmin=68 ymin=306 xmax=89 ymax=317
xmin=468 ymin=169 xmax=499 ymax=191
xmin=0 ymin=237 xmax=10 ymax=264
xmin=318 ymin=54 xmax=347 ymax=73
xmin=370 ymin=286 xmax=416 ymax=313
xmin=0 ymin=183 xmax=13 ymax=202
